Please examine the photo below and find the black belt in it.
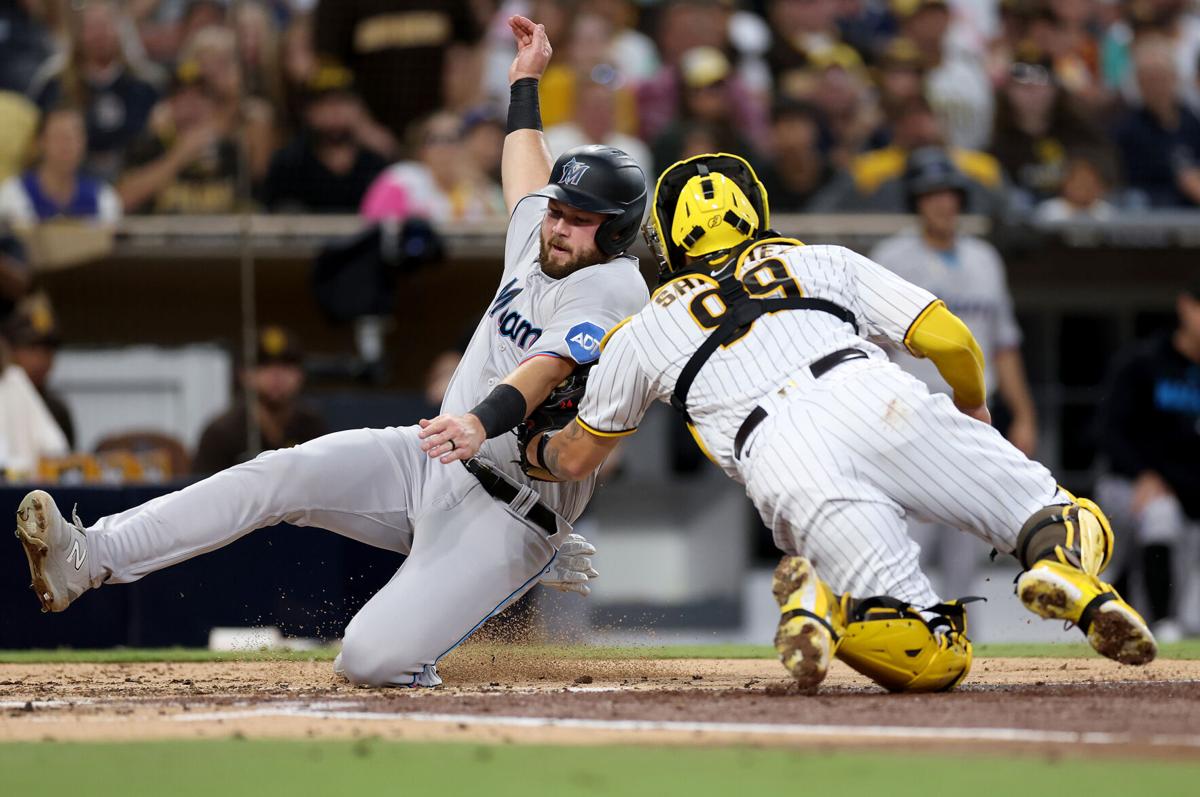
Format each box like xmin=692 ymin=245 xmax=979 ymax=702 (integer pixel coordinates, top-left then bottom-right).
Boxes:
xmin=733 ymin=348 xmax=869 ymax=459
xmin=463 ymin=458 xmax=558 ymax=536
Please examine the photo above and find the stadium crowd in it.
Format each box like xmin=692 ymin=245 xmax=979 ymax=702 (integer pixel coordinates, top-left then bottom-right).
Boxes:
xmin=0 ymin=0 xmax=1199 ymax=226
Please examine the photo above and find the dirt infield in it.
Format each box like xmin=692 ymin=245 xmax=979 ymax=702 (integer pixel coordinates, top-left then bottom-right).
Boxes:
xmin=2 ymin=648 xmax=1199 ymax=758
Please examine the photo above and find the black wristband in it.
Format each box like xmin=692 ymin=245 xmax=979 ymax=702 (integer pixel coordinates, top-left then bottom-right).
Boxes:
xmin=536 ymin=431 xmax=556 ymax=477
xmin=469 ymin=383 xmax=527 ymax=439
xmin=507 ymin=77 xmax=542 ymax=133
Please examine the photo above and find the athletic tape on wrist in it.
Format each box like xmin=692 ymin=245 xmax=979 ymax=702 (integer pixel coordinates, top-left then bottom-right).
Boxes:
xmin=507 ymin=78 xmax=542 ymax=133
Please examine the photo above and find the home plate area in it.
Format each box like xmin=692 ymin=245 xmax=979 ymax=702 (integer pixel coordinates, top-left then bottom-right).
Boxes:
xmin=2 ymin=648 xmax=1199 ymax=759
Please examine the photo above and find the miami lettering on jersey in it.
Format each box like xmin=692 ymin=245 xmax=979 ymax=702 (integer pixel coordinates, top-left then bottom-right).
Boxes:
xmin=489 ymin=277 xmax=543 ymax=349
xmin=566 ymin=322 xmax=605 ymax=363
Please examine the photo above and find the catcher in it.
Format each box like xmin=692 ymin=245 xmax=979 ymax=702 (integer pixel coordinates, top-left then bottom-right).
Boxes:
xmin=502 ymin=152 xmax=1155 ymax=692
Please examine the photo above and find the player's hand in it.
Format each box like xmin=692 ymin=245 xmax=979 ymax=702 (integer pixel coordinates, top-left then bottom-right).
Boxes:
xmin=956 ymin=401 xmax=991 ymax=426
xmin=539 ymin=533 xmax=599 ymax=596
xmin=508 ymin=15 xmax=552 ymax=84
xmin=417 ymin=413 xmax=486 ymax=463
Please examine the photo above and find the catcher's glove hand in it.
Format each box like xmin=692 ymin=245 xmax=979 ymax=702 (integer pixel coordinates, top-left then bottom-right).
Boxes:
xmin=516 ymin=363 xmax=592 ymax=481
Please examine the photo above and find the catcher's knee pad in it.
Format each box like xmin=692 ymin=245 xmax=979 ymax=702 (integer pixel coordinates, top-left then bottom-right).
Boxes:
xmin=1015 ymin=492 xmax=1114 ymax=577
xmin=772 ymin=556 xmax=847 ymax=689
xmin=836 ymin=597 xmax=977 ymax=693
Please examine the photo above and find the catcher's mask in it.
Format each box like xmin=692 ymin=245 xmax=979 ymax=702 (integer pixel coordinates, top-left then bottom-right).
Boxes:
xmin=644 ymin=152 xmax=769 ymax=282
xmin=531 ymin=144 xmax=648 ymax=257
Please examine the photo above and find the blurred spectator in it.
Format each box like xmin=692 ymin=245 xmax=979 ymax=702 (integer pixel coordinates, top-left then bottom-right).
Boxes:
xmin=234 ymin=0 xmax=287 ymax=113
xmin=806 ymin=45 xmax=878 ymax=167
xmin=637 ymin=0 xmax=768 ymax=148
xmin=870 ymin=147 xmax=1036 ymax=597
xmin=313 ymin=0 xmax=482 ymax=139
xmin=0 ymin=91 xmax=42 ymax=182
xmin=0 ymin=106 xmax=122 ymax=226
xmin=1096 ymin=281 xmax=1200 ymax=642
xmin=836 ymin=0 xmax=896 ymax=61
xmin=1115 ymin=37 xmax=1200 ymax=207
xmin=462 ymin=106 xmax=505 ymax=183
xmin=766 ymin=0 xmax=844 ymax=99
xmin=360 ymin=111 xmax=505 ymax=223
xmin=545 ymin=79 xmax=652 ymax=180
xmin=180 ymin=24 xmax=277 ymax=184
xmin=823 ymin=98 xmax=1006 ymax=212
xmin=0 ymin=0 xmax=55 ymax=94
xmin=193 ymin=326 xmax=326 ymax=475
xmin=2 ymin=294 xmax=74 ymax=447
xmin=991 ymin=43 xmax=1113 ymax=205
xmin=0 ymin=234 xmax=30 ymax=328
xmin=260 ymin=62 xmax=388 ymax=213
xmin=29 ymin=0 xmax=161 ymax=181
xmin=593 ymin=0 xmax=660 ymax=80
xmin=117 ymin=60 xmax=240 ymax=214
xmin=867 ymin=37 xmax=927 ymax=148
xmin=757 ymin=99 xmax=835 ymax=212
xmin=539 ymin=9 xmax=639 ymax=136
xmin=1033 ymin=150 xmax=1118 ymax=221
xmin=281 ymin=11 xmax=318 ymax=128
xmin=895 ymin=0 xmax=994 ymax=150
xmin=650 ymin=46 xmax=758 ymax=172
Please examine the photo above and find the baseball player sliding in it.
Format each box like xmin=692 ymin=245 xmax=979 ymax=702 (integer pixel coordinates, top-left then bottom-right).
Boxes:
xmin=14 ymin=16 xmax=648 ymax=687
xmin=503 ymin=153 xmax=1155 ymax=692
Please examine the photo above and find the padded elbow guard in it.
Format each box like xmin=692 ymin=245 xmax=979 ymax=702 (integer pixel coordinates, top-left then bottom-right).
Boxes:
xmin=836 ymin=596 xmax=980 ymax=693
xmin=1015 ymin=494 xmax=1115 ymax=577
xmin=904 ymin=300 xmax=986 ymax=408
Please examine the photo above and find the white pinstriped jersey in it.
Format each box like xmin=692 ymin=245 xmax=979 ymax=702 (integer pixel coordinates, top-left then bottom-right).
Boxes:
xmin=441 ymin=195 xmax=650 ymax=521
xmin=576 ymin=240 xmax=939 ymax=479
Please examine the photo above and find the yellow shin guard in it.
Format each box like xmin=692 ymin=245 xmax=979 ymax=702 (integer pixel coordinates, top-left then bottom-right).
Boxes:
xmin=836 ymin=597 xmax=978 ymax=693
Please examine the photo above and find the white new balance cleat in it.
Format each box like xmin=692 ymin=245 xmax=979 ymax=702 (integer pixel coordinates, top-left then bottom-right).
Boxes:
xmin=14 ymin=490 xmax=92 ymax=613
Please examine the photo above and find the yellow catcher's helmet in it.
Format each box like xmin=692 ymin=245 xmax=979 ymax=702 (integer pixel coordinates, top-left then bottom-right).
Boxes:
xmin=645 ymin=152 xmax=769 ymax=281
xmin=670 ymin=172 xmax=760 ymax=261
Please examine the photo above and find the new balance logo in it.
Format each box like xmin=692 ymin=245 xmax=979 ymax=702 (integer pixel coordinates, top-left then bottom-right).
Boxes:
xmin=558 ymin=158 xmax=589 ymax=186
xmin=68 ymin=539 xmax=86 ymax=571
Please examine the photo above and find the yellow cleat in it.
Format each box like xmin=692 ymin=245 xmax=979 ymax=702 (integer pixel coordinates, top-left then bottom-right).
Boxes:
xmin=1017 ymin=560 xmax=1156 ymax=665
xmin=771 ymin=556 xmax=846 ymax=690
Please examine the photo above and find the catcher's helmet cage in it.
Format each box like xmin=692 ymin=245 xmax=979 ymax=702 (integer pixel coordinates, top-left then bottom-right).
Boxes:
xmin=645 ymin=152 xmax=769 ymax=281
xmin=903 ymin=146 xmax=969 ymax=212
xmin=531 ymin=145 xmax=648 ymax=256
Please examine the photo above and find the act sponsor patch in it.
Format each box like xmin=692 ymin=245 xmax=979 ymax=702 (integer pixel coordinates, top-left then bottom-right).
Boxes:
xmin=566 ymin=322 xmax=605 ymax=363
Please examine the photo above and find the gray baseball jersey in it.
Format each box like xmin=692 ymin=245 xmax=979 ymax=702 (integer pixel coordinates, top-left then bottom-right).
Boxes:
xmin=441 ymin=194 xmax=650 ymax=521
xmin=869 ymin=231 xmax=1020 ymax=397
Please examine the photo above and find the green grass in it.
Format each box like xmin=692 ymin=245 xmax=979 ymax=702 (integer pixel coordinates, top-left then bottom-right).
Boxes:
xmin=3 ymin=639 xmax=1199 ymax=664
xmin=0 ymin=741 xmax=1195 ymax=796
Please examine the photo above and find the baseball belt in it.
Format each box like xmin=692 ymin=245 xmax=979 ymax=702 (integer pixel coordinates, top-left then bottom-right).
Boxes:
xmin=463 ymin=457 xmax=558 ymax=536
xmin=733 ymin=347 xmax=869 ymax=460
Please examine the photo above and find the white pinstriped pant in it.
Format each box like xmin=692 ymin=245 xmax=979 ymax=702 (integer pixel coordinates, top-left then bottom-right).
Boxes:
xmin=738 ymin=357 xmax=1064 ymax=607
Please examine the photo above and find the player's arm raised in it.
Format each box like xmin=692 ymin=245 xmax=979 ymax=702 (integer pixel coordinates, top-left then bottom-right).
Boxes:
xmin=501 ymin=15 xmax=553 ymax=215
xmin=417 ymin=354 xmax=574 ymax=463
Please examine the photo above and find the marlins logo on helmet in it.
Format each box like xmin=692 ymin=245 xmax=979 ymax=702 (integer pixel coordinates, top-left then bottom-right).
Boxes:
xmin=558 ymin=158 xmax=590 ymax=186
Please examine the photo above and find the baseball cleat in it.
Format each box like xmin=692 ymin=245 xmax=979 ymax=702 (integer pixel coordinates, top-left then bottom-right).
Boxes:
xmin=14 ymin=490 xmax=91 ymax=613
xmin=1017 ymin=560 xmax=1156 ymax=665
xmin=771 ymin=556 xmax=844 ymax=690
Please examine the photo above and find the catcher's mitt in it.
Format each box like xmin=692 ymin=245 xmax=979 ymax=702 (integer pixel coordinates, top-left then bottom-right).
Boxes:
xmin=516 ymin=363 xmax=593 ymax=481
